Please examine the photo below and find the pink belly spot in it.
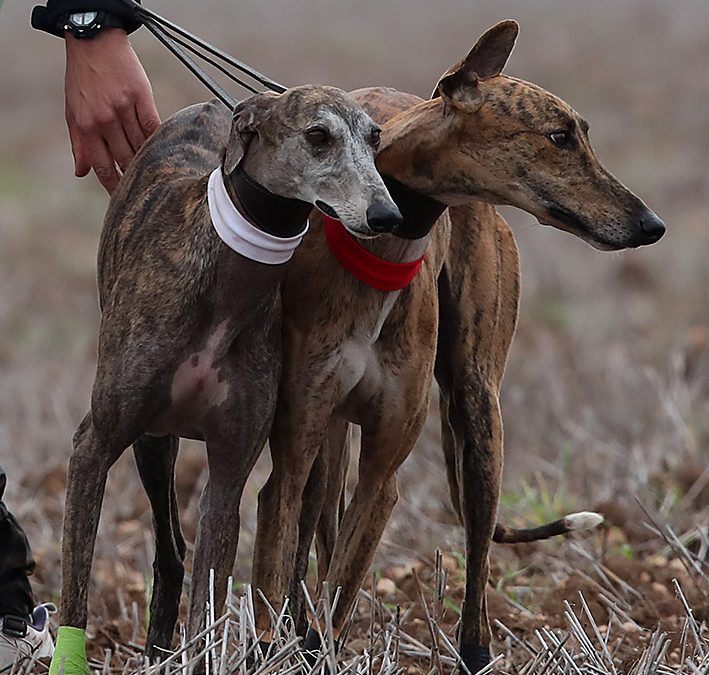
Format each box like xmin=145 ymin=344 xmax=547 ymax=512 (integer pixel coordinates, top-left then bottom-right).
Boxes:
xmin=146 ymin=321 xmax=233 ymax=437
xmin=168 ymin=322 xmax=231 ymax=421
xmin=172 ymin=353 xmax=228 ymax=410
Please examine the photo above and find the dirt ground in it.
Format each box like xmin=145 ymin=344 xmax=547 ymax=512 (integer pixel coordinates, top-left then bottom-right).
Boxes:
xmin=0 ymin=0 xmax=707 ymax=672
xmin=58 ymin=516 xmax=709 ymax=672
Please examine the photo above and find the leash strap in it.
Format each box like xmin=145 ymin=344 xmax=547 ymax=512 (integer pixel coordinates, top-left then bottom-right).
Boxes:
xmin=322 ymin=215 xmax=425 ymax=291
xmin=115 ymin=0 xmax=286 ymax=106
xmin=146 ymin=21 xmax=234 ymax=106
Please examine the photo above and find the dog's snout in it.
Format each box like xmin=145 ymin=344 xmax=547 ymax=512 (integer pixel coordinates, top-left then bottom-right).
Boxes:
xmin=638 ymin=209 xmax=666 ymax=244
xmin=366 ymin=201 xmax=403 ymax=234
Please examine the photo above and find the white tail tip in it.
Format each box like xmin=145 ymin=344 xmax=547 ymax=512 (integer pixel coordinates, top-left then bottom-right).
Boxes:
xmin=562 ymin=511 xmax=604 ymax=531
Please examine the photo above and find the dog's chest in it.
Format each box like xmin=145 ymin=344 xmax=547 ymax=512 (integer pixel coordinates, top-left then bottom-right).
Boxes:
xmin=335 ymin=292 xmax=399 ymax=402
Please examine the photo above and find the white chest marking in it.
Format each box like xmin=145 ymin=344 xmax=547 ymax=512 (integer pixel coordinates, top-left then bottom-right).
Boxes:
xmin=337 ymin=292 xmax=399 ymax=398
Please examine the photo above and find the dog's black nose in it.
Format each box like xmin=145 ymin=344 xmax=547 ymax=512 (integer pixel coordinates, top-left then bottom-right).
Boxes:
xmin=367 ymin=201 xmax=403 ymax=233
xmin=638 ymin=209 xmax=666 ymax=244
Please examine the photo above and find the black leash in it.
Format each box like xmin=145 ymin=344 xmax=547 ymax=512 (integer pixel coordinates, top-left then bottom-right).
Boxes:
xmin=116 ymin=0 xmax=286 ymax=107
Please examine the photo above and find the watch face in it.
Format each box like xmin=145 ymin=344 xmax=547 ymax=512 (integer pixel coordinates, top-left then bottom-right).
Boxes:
xmin=71 ymin=11 xmax=98 ymax=26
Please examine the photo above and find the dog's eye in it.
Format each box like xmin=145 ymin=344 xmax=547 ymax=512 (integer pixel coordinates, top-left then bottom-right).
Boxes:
xmin=306 ymin=127 xmax=330 ymax=146
xmin=549 ymin=131 xmax=570 ymax=148
xmin=370 ymin=127 xmax=381 ymax=148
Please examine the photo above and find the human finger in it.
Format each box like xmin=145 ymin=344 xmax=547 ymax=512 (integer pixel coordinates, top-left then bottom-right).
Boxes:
xmin=103 ymin=119 xmax=135 ymax=172
xmin=66 ymin=112 xmax=92 ymax=178
xmin=89 ymin=137 xmax=121 ymax=194
xmin=135 ymin=90 xmax=161 ymax=138
xmin=121 ymin=106 xmax=148 ymax=153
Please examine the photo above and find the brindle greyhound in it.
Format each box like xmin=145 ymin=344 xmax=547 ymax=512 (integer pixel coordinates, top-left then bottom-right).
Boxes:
xmin=252 ymin=20 xmax=664 ymax=672
xmin=51 ymin=85 xmax=402 ymax=671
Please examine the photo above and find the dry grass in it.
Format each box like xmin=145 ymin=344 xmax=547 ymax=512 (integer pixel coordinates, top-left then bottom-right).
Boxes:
xmin=18 ymin=540 xmax=709 ymax=673
xmin=0 ymin=0 xmax=707 ymax=672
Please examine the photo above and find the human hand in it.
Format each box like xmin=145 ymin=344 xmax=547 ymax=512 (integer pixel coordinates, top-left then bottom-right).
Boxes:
xmin=64 ymin=28 xmax=160 ymax=193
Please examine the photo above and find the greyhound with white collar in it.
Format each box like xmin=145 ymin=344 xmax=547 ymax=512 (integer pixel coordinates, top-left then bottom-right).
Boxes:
xmin=50 ymin=85 xmax=402 ymax=673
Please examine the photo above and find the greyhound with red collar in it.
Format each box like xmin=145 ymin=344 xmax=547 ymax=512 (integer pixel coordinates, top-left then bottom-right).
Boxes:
xmin=252 ymin=20 xmax=664 ymax=672
xmin=50 ymin=84 xmax=402 ymax=673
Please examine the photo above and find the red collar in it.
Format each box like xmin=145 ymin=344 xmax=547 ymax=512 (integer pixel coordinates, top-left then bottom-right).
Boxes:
xmin=322 ymin=215 xmax=425 ymax=291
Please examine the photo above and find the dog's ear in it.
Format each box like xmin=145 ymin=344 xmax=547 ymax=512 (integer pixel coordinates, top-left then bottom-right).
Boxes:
xmin=434 ymin=66 xmax=482 ymax=113
xmin=463 ymin=20 xmax=519 ymax=79
xmin=223 ymin=92 xmax=278 ymax=174
xmin=430 ymin=20 xmax=519 ymax=107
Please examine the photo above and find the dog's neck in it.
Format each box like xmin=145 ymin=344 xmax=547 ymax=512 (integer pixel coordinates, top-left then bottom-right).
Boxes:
xmin=375 ymin=98 xmax=483 ymax=204
xmin=223 ymin=164 xmax=312 ymax=238
xmin=381 ymin=174 xmax=447 ymax=240
xmin=207 ymin=165 xmax=312 ymax=267
xmin=207 ymin=167 xmax=310 ymax=265
xmin=376 ymin=100 xmax=444 ymax=178
xmin=339 ymin=181 xmax=443 ymax=269
xmin=343 ymin=100 xmax=450 ymax=264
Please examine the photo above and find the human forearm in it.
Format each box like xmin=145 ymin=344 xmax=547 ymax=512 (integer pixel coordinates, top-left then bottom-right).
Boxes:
xmin=32 ymin=0 xmax=160 ymax=194
xmin=64 ymin=28 xmax=160 ymax=192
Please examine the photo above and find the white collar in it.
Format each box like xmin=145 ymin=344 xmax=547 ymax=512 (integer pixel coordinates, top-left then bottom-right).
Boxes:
xmin=207 ymin=168 xmax=309 ymax=265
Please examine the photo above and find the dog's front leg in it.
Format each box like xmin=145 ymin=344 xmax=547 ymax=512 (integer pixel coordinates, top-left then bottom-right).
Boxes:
xmin=252 ymin=382 xmax=336 ymax=639
xmin=290 ymin=415 xmax=351 ymax=635
xmin=322 ymin=405 xmax=429 ymax=635
xmin=435 ymin=203 xmax=520 ymax=672
xmin=314 ymin=418 xmax=350 ymax=585
xmin=290 ymin=444 xmax=330 ymax=636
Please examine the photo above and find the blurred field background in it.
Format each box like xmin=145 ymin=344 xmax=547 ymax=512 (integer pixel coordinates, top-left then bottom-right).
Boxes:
xmin=0 ymin=0 xmax=707 ymax=670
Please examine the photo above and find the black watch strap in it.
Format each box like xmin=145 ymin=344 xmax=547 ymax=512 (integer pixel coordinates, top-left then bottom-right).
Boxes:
xmin=31 ymin=0 xmax=142 ymax=38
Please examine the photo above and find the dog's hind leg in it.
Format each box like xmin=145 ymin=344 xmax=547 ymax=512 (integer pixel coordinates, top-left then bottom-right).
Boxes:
xmin=438 ymin=383 xmax=502 ymax=669
xmin=440 ymin=401 xmax=463 ymax=524
xmin=59 ymin=413 xmax=126 ymax=625
xmin=435 ymin=203 xmax=520 ymax=672
xmin=52 ymin=412 xmax=127 ymax=674
xmin=133 ymin=434 xmax=185 ymax=658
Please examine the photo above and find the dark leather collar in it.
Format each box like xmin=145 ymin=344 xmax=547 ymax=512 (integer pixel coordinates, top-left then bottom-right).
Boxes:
xmin=383 ymin=175 xmax=448 ymax=240
xmin=223 ymin=164 xmax=312 ymax=238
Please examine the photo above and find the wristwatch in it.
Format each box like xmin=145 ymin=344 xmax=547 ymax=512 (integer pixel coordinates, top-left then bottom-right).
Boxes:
xmin=31 ymin=2 xmax=143 ymax=39
xmin=62 ymin=10 xmax=124 ymax=39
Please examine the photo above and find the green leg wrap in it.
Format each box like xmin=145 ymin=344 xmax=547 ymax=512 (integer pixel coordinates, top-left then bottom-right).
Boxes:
xmin=49 ymin=626 xmax=88 ymax=675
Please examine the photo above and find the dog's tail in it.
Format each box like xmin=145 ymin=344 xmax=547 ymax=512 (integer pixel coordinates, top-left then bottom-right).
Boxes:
xmin=493 ymin=511 xmax=604 ymax=544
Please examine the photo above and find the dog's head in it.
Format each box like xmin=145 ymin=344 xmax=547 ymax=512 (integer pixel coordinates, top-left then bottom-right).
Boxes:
xmin=223 ymin=86 xmax=401 ymax=238
xmin=417 ymin=20 xmax=665 ymax=250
